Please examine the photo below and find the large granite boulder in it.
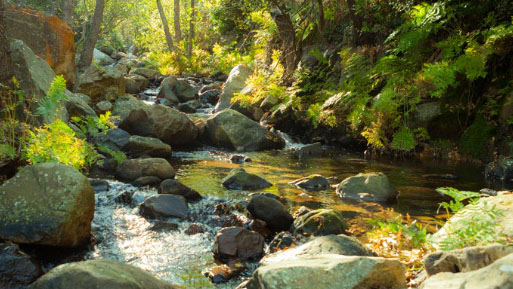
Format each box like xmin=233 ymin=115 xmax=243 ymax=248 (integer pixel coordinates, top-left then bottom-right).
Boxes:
xmin=424 ymin=244 xmax=513 ymax=276
xmin=116 ymin=158 xmax=175 ymax=182
xmin=214 ymin=65 xmax=252 ymax=112
xmin=213 ymin=227 xmax=265 ymax=262
xmin=5 ymin=4 xmax=76 ymax=86
xmin=28 ymin=260 xmax=176 ymax=289
xmin=0 ymin=242 xmax=41 ymax=289
xmin=0 ymin=163 xmax=94 ymax=247
xmin=247 ymin=194 xmax=293 ymax=232
xmin=119 ymin=105 xmax=198 ymax=146
xmin=64 ymin=92 xmax=97 ymax=118
xmin=245 ymin=255 xmax=406 ymax=289
xmin=140 ymin=195 xmax=189 ymax=219
xmin=76 ymin=65 xmax=126 ymax=103
xmin=336 ymin=172 xmax=398 ymax=203
xmin=261 ymin=235 xmax=376 ymax=266
xmin=222 ymin=168 xmax=272 ymax=190
xmin=9 ymin=40 xmax=68 ymax=123
xmin=420 ymin=253 xmax=513 ymax=289
xmin=205 ymin=109 xmax=285 ymax=152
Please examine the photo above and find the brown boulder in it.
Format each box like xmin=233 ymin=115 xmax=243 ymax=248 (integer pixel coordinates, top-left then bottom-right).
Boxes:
xmin=213 ymin=227 xmax=264 ymax=262
xmin=5 ymin=4 xmax=76 ymax=87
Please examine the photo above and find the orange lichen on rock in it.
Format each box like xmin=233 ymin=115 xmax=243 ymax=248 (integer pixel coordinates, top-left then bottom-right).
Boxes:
xmin=5 ymin=4 xmax=76 ymax=87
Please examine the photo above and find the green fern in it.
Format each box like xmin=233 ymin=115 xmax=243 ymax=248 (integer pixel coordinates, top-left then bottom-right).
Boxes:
xmin=392 ymin=127 xmax=416 ymax=151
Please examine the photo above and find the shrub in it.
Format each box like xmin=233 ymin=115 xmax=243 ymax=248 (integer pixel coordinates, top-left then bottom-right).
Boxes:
xmin=459 ymin=116 xmax=494 ymax=158
xmin=24 ymin=119 xmax=98 ymax=171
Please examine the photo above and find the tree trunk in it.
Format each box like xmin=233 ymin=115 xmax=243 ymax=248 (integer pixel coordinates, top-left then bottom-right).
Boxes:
xmin=156 ymin=0 xmax=174 ymax=53
xmin=174 ymin=0 xmax=181 ymax=42
xmin=316 ymin=0 xmax=325 ymax=34
xmin=61 ymin=0 xmax=73 ymax=26
xmin=269 ymin=3 xmax=299 ymax=85
xmin=187 ymin=0 xmax=195 ymax=59
xmin=0 ymin=0 xmax=14 ymax=86
xmin=346 ymin=0 xmax=362 ymax=46
xmin=77 ymin=0 xmax=104 ymax=71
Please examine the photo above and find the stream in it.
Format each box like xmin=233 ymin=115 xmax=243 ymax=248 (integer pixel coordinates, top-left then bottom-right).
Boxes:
xmin=79 ymin=81 xmax=485 ymax=288
xmin=83 ymin=145 xmax=485 ymax=289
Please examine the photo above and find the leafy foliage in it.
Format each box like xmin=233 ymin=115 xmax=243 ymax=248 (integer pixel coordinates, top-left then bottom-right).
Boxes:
xmin=392 ymin=127 xmax=416 ymax=151
xmin=24 ymin=120 xmax=98 ymax=171
xmin=459 ymin=116 xmax=494 ymax=158
xmin=36 ymin=75 xmax=67 ymax=123
xmin=434 ymin=187 xmax=509 ymax=251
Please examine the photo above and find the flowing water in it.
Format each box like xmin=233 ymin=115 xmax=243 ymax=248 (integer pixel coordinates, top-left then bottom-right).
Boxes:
xmin=84 ymin=145 xmax=486 ymax=288
xmin=79 ymin=83 xmax=488 ymax=288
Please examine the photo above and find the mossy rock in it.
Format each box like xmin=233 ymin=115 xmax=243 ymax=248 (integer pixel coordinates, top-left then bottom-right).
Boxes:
xmin=459 ymin=116 xmax=494 ymax=159
xmin=222 ymin=168 xmax=272 ymax=190
xmin=293 ymin=209 xmax=347 ymax=236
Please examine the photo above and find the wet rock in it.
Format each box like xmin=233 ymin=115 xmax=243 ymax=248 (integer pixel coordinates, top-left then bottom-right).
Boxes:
xmin=93 ymin=128 xmax=131 ymax=151
xmin=114 ymin=191 xmax=134 ymax=206
xmin=215 ymin=65 xmax=253 ymax=112
xmin=206 ymin=109 xmax=285 ymax=151
xmin=95 ymin=101 xmax=113 ymax=114
xmin=131 ymin=67 xmax=161 ymax=80
xmin=269 ymin=232 xmax=298 ymax=253
xmin=199 ymin=89 xmax=221 ymax=105
xmin=336 ymin=172 xmax=398 ymax=203
xmin=249 ymin=219 xmax=272 ymax=238
xmin=93 ymin=48 xmax=114 ymax=66
xmin=178 ymin=100 xmax=200 ymax=113
xmin=289 ymin=175 xmax=330 ymax=191
xmin=27 ymin=260 xmax=176 ymax=289
xmin=158 ymin=179 xmax=202 ymax=202
xmin=480 ymin=188 xmax=498 ymax=196
xmin=485 ymin=157 xmax=513 ymax=189
xmin=431 ymin=193 xmax=513 ymax=245
xmin=424 ymin=244 xmax=513 ymax=276
xmin=0 ymin=163 xmax=94 ymax=247
xmin=213 ymin=227 xmax=265 ymax=262
xmin=5 ymin=4 xmax=76 ymax=86
xmin=293 ymin=209 xmax=347 ymax=236
xmin=119 ymin=105 xmax=198 ymax=146
xmin=230 ymin=154 xmax=246 ymax=164
xmin=219 ymin=214 xmax=246 ymax=228
xmin=123 ymin=135 xmax=172 ymax=158
xmin=247 ymin=194 xmax=293 ymax=232
xmin=204 ymin=262 xmax=247 ymax=284
xmin=0 ymin=242 xmax=41 ymax=289
xmin=245 ymin=255 xmax=406 ymax=289
xmin=420 ymin=253 xmax=513 ymax=289
xmin=185 ymin=223 xmax=206 ymax=235
xmin=132 ymin=176 xmax=162 ymax=187
xmin=116 ymin=158 xmax=175 ymax=182
xmin=77 ymin=65 xmax=125 ymax=103
xmin=89 ymin=179 xmax=110 ymax=193
xmin=125 ymin=74 xmax=149 ymax=94
xmin=150 ymin=221 xmax=179 ymax=231
xmin=158 ymin=76 xmax=198 ymax=103
xmin=292 ymin=143 xmax=323 ymax=158
xmin=112 ymin=95 xmax=147 ymax=120
xmin=140 ymin=195 xmax=189 ymax=219
xmin=222 ymin=168 xmax=272 ymax=190
xmin=261 ymin=235 xmax=376 ymax=266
